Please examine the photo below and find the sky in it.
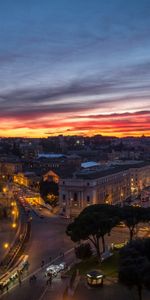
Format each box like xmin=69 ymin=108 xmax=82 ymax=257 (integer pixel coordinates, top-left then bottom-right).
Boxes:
xmin=0 ymin=0 xmax=150 ymax=138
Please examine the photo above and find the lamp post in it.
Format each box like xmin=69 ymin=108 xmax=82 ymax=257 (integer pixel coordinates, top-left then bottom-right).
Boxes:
xmin=69 ymin=198 xmax=73 ymax=219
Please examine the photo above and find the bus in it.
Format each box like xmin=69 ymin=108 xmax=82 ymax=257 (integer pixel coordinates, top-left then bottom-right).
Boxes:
xmin=0 ymin=255 xmax=29 ymax=292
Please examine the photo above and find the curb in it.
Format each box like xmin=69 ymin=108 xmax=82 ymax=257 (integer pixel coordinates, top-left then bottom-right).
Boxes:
xmin=0 ymin=206 xmax=31 ymax=273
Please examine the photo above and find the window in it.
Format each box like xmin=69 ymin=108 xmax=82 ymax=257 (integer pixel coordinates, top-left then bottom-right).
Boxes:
xmin=87 ymin=196 xmax=90 ymax=202
xmin=62 ymin=194 xmax=66 ymax=201
xmin=74 ymin=193 xmax=78 ymax=201
xmin=87 ymin=182 xmax=90 ymax=186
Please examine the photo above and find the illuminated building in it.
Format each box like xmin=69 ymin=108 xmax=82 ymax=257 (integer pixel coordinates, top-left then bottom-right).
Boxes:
xmin=0 ymin=159 xmax=22 ymax=177
xmin=13 ymin=172 xmax=40 ymax=191
xmin=59 ymin=161 xmax=150 ymax=217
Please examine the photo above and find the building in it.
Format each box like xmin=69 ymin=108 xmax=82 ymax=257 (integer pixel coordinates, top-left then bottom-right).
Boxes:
xmin=13 ymin=172 xmax=40 ymax=191
xmin=0 ymin=158 xmax=22 ymax=177
xmin=141 ymin=187 xmax=150 ymax=202
xmin=25 ymin=193 xmax=43 ymax=205
xmin=59 ymin=161 xmax=150 ymax=217
xmin=43 ymin=170 xmax=59 ymax=183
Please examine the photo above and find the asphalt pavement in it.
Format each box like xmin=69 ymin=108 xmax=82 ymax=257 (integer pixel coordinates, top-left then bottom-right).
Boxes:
xmin=1 ymin=204 xmax=150 ymax=300
xmin=0 ymin=212 xmax=74 ymax=300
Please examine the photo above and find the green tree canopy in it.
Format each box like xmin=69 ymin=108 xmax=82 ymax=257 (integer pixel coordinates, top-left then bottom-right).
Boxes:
xmin=66 ymin=204 xmax=150 ymax=261
xmin=66 ymin=204 xmax=119 ymax=261
xmin=119 ymin=239 xmax=150 ymax=300
xmin=119 ymin=206 xmax=150 ymax=241
xmin=40 ymin=180 xmax=58 ymax=199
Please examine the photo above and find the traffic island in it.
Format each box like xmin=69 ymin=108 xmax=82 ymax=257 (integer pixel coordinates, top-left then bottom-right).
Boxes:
xmin=66 ymin=252 xmax=119 ymax=278
xmin=60 ymin=253 xmax=119 ymax=299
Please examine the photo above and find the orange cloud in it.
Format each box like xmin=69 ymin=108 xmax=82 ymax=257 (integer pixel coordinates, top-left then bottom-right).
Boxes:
xmin=0 ymin=110 xmax=149 ymax=137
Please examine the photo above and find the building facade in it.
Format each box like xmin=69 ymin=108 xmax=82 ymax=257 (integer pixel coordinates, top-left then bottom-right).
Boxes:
xmin=13 ymin=172 xmax=40 ymax=191
xmin=59 ymin=163 xmax=150 ymax=217
xmin=0 ymin=161 xmax=22 ymax=176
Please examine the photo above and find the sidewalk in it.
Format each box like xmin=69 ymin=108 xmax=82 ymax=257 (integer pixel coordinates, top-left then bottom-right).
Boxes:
xmin=40 ymin=250 xmax=150 ymax=300
xmin=74 ymin=277 xmax=150 ymax=300
xmin=38 ymin=249 xmax=77 ymax=300
xmin=40 ymin=275 xmax=69 ymax=300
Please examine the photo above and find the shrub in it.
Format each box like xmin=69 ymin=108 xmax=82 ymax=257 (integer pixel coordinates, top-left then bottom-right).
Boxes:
xmin=75 ymin=243 xmax=93 ymax=260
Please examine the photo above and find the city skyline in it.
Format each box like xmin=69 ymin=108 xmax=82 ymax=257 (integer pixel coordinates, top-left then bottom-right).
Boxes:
xmin=0 ymin=0 xmax=150 ymax=137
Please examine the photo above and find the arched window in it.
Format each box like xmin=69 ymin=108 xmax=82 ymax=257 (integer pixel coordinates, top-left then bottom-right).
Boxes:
xmin=87 ymin=196 xmax=90 ymax=202
xmin=74 ymin=192 xmax=78 ymax=202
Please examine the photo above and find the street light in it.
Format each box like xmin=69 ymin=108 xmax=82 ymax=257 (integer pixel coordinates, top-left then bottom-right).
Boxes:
xmin=3 ymin=187 xmax=7 ymax=193
xmin=3 ymin=242 xmax=9 ymax=250
xmin=12 ymin=223 xmax=17 ymax=229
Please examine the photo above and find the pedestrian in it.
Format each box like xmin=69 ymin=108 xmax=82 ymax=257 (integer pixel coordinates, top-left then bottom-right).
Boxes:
xmin=33 ymin=275 xmax=37 ymax=282
xmin=41 ymin=260 xmax=44 ymax=267
xmin=60 ymin=252 xmax=64 ymax=258
xmin=6 ymin=285 xmax=9 ymax=292
xmin=49 ymin=256 xmax=52 ymax=261
xmin=48 ymin=277 xmax=52 ymax=286
xmin=19 ymin=278 xmax=22 ymax=286
xmin=49 ymin=272 xmax=52 ymax=283
xmin=29 ymin=276 xmax=32 ymax=284
xmin=0 ymin=285 xmax=3 ymax=294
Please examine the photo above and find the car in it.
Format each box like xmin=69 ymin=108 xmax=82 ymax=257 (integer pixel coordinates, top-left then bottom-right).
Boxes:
xmin=113 ymin=242 xmax=127 ymax=250
xmin=45 ymin=263 xmax=66 ymax=278
xmin=37 ymin=207 xmax=42 ymax=211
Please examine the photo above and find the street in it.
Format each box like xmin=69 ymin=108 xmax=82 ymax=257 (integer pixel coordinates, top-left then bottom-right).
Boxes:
xmin=1 ymin=205 xmax=150 ymax=300
xmin=1 ymin=184 xmax=150 ymax=300
xmin=0 ymin=211 xmax=74 ymax=300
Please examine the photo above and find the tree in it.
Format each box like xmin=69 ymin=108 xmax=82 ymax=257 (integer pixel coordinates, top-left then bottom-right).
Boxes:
xmin=39 ymin=179 xmax=58 ymax=202
xmin=119 ymin=256 xmax=147 ymax=300
xmin=75 ymin=243 xmax=92 ymax=260
xmin=119 ymin=239 xmax=150 ymax=300
xmin=66 ymin=205 xmax=119 ymax=261
xmin=79 ymin=204 xmax=120 ymax=252
xmin=120 ymin=206 xmax=149 ymax=241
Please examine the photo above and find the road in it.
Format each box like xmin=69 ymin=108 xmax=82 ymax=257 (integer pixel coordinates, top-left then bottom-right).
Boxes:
xmin=1 ymin=184 xmax=150 ymax=300
xmin=0 ymin=210 xmax=74 ymax=300
xmin=1 ymin=211 xmax=150 ymax=300
xmin=0 ymin=220 xmax=16 ymax=262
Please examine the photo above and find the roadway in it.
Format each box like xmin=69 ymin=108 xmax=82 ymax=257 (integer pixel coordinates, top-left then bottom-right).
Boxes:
xmin=1 ymin=184 xmax=150 ymax=300
xmin=0 ymin=209 xmax=74 ymax=300
xmin=1 ymin=211 xmax=150 ymax=300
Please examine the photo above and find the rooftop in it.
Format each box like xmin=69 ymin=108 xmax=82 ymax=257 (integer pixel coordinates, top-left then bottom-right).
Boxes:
xmin=38 ymin=153 xmax=65 ymax=159
xmin=74 ymin=161 xmax=150 ymax=180
xmin=81 ymin=161 xmax=100 ymax=168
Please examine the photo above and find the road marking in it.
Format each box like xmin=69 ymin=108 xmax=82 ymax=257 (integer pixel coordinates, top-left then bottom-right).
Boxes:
xmin=0 ymin=247 xmax=74 ymax=299
xmin=38 ymin=286 xmax=48 ymax=300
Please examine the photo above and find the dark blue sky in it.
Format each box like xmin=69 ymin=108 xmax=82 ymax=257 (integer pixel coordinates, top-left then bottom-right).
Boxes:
xmin=0 ymin=0 xmax=150 ymax=137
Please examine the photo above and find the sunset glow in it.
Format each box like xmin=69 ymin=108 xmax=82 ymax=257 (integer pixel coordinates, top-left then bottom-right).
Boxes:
xmin=0 ymin=0 xmax=150 ymax=137
xmin=0 ymin=110 xmax=149 ymax=138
